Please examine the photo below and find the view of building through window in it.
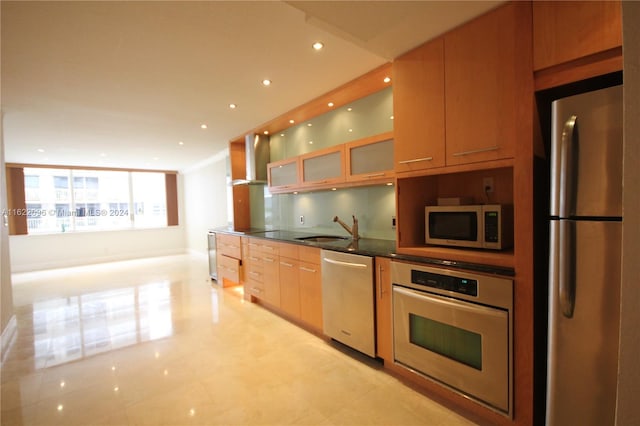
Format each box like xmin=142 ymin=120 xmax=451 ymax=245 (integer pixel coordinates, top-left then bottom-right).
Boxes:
xmin=24 ymin=168 xmax=167 ymax=234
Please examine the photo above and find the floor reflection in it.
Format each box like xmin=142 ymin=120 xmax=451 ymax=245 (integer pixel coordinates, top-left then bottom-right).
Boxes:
xmin=31 ymin=281 xmax=173 ymax=368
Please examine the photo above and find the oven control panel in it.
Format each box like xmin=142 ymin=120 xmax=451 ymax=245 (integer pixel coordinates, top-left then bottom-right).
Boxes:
xmin=410 ymin=270 xmax=478 ymax=297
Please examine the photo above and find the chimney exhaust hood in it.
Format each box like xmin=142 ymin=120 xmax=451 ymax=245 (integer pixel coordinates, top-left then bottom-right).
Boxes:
xmin=233 ymin=133 xmax=270 ymax=185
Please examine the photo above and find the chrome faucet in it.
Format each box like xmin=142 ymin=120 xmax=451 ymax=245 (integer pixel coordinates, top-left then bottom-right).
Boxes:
xmin=333 ymin=215 xmax=359 ymax=240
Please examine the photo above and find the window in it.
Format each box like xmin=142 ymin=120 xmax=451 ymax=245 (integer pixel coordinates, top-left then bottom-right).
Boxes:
xmin=21 ymin=167 xmax=174 ymax=234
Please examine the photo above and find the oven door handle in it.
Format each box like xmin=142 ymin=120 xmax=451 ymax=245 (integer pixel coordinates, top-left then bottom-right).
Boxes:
xmin=393 ymin=286 xmax=505 ymax=317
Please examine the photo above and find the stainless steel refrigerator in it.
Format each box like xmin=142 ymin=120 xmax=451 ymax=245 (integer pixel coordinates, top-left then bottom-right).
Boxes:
xmin=546 ymin=85 xmax=623 ymax=425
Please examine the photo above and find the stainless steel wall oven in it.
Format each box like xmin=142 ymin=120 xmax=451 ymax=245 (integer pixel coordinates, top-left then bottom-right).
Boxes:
xmin=391 ymin=261 xmax=513 ymax=417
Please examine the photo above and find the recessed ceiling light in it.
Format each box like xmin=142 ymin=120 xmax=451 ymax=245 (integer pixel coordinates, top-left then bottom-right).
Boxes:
xmin=312 ymin=42 xmax=324 ymax=50
xmin=328 ymin=102 xmax=334 ymax=107
xmin=347 ymin=107 xmax=353 ymax=112
xmin=383 ymin=76 xmax=391 ymax=83
xmin=348 ymin=129 xmax=353 ymax=132
xmin=262 ymin=79 xmax=272 ymax=86
xmin=200 ymin=124 xmax=207 ymax=129
xmin=331 ymin=188 xmax=337 ymax=191
xmin=307 ymin=123 xmax=312 ymax=127
xmin=280 ymin=133 xmax=285 ymax=137
xmin=289 ymin=119 xmax=295 ymax=124
xmin=178 ymin=141 xmax=184 ymax=145
xmin=309 ymin=141 xmax=313 ymax=144
xmin=37 ymin=148 xmax=45 ymax=153
xmin=386 ymin=182 xmax=393 ymax=186
xmin=263 ymin=130 xmax=269 ymax=135
xmin=390 ymin=115 xmax=394 ymax=120
xmin=229 ymin=103 xmax=237 ymax=109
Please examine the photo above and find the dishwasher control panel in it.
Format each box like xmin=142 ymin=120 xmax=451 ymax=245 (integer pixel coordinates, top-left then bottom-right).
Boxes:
xmin=410 ymin=270 xmax=478 ymax=297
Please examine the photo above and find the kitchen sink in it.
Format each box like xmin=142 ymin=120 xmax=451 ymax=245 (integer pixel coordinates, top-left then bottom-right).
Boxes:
xmin=295 ymin=235 xmax=349 ymax=243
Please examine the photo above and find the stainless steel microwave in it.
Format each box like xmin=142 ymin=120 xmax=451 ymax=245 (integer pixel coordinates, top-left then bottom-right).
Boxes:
xmin=425 ymin=204 xmax=513 ymax=250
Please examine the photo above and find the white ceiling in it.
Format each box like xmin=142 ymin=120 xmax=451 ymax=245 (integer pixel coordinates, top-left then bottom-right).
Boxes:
xmin=1 ymin=1 xmax=502 ymax=172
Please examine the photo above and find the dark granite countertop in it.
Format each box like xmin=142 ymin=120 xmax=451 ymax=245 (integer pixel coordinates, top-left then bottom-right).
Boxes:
xmin=212 ymin=227 xmax=515 ymax=276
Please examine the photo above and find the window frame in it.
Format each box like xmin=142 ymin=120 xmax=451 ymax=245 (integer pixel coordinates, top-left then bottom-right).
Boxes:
xmin=4 ymin=164 xmax=179 ymax=235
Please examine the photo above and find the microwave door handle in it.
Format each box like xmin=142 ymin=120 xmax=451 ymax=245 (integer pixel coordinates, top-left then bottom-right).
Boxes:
xmin=558 ymin=220 xmax=576 ymax=318
xmin=558 ymin=115 xmax=578 ymax=218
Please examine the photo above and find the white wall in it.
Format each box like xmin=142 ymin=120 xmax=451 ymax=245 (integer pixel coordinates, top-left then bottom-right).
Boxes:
xmin=1 ymin=112 xmax=16 ymax=340
xmin=9 ymin=226 xmax=186 ymax=272
xmin=182 ymin=150 xmax=229 ymax=256
xmin=617 ymin=2 xmax=640 ymax=424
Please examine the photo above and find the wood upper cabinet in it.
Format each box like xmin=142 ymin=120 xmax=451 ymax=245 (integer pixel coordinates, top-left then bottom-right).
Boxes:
xmin=375 ymin=256 xmax=392 ymax=361
xmin=300 ymin=145 xmax=346 ymax=187
xmin=533 ymin=1 xmax=622 ymax=71
xmin=267 ymin=157 xmax=300 ymax=193
xmin=393 ymin=37 xmax=446 ymax=173
xmin=345 ymin=132 xmax=394 ymax=182
xmin=444 ymin=1 xmax=531 ymax=166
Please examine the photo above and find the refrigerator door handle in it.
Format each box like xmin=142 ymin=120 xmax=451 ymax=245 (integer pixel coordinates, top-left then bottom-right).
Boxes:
xmin=558 ymin=220 xmax=576 ymax=318
xmin=558 ymin=115 xmax=578 ymax=218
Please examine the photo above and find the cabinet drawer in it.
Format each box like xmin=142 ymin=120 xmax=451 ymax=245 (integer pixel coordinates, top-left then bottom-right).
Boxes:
xmin=217 ymin=234 xmax=242 ymax=259
xmin=299 ymin=245 xmax=320 ymax=264
xmin=218 ymin=254 xmax=241 ymax=284
xmin=260 ymin=240 xmax=280 ymax=255
xmin=279 ymin=242 xmax=299 ymax=260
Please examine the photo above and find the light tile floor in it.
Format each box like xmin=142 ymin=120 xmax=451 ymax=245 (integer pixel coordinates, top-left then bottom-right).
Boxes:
xmin=1 ymin=254 xmax=478 ymax=426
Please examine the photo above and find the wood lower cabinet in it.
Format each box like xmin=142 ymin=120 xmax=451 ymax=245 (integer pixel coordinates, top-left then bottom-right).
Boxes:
xmin=298 ymin=246 xmax=322 ymax=331
xmin=217 ymin=233 xmax=242 ymax=287
xmin=444 ymin=1 xmax=531 ymax=166
xmin=279 ymin=256 xmax=301 ymax=319
xmin=375 ymin=256 xmax=392 ymax=361
xmin=393 ymin=37 xmax=445 ymax=173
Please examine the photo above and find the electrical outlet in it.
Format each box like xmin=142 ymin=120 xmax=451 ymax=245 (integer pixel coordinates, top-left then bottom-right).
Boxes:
xmin=483 ymin=177 xmax=494 ymax=193
xmin=392 ymin=216 xmax=396 ymax=229
xmin=299 ymin=215 xmax=305 ymax=225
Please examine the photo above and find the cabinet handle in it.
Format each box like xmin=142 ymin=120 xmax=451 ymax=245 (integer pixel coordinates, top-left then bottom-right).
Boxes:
xmin=378 ymin=264 xmax=384 ymax=299
xmin=249 ymin=271 xmax=260 ymax=277
xmin=365 ymin=172 xmax=385 ymax=178
xmin=398 ymin=156 xmax=433 ymax=164
xmin=263 ymin=257 xmax=275 ymax=263
xmin=300 ymin=266 xmax=317 ymax=273
xmin=452 ymin=146 xmax=499 ymax=157
xmin=249 ymin=256 xmax=259 ymax=261
xmin=250 ymin=287 xmax=262 ymax=294
xmin=248 ymin=243 xmax=259 ymax=248
xmin=262 ymin=245 xmax=274 ymax=251
xmin=280 ymin=261 xmax=294 ymax=267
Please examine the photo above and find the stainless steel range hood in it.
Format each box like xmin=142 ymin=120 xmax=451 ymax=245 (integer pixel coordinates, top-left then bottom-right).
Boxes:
xmin=233 ymin=133 xmax=270 ymax=185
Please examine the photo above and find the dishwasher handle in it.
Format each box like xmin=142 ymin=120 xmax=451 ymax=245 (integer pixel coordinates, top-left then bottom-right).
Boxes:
xmin=323 ymin=257 xmax=368 ymax=269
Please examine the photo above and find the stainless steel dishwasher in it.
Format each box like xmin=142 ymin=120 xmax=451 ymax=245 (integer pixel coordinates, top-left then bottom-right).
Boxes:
xmin=321 ymin=249 xmax=375 ymax=357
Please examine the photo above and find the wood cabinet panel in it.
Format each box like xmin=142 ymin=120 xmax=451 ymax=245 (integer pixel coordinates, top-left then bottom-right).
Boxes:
xmin=393 ymin=38 xmax=445 ymax=173
xmin=217 ymin=254 xmax=241 ymax=287
xmin=262 ymin=253 xmax=280 ymax=307
xmin=279 ymin=257 xmax=301 ymax=319
xmin=444 ymin=1 xmax=531 ymax=166
xmin=533 ymin=1 xmax=622 ymax=71
xmin=375 ymin=257 xmax=392 ymax=361
xmin=217 ymin=233 xmax=242 ymax=259
xmin=299 ymin=260 xmax=323 ymax=331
